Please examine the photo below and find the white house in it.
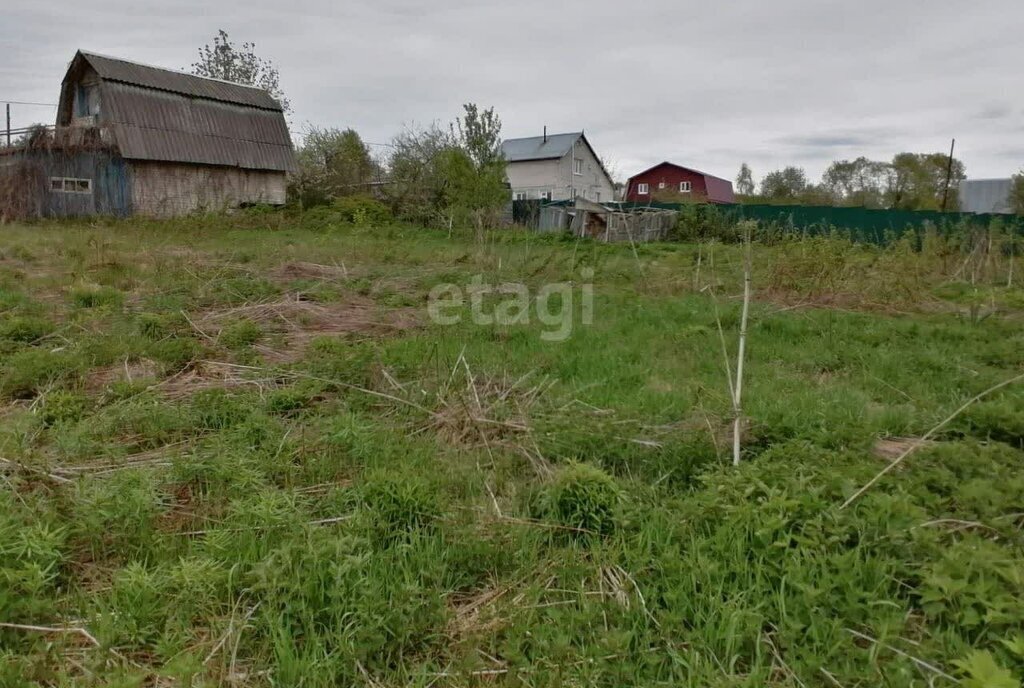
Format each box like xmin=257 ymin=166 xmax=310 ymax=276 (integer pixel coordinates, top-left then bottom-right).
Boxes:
xmin=959 ymin=178 xmax=1015 ymax=214
xmin=501 ymin=131 xmax=616 ymax=203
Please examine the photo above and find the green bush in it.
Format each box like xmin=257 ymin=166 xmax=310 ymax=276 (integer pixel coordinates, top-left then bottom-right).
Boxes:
xmin=532 ymin=462 xmax=621 ymax=538
xmin=70 ymin=285 xmax=123 ymax=309
xmin=359 ymin=474 xmax=441 ymax=543
xmin=332 ymin=195 xmax=393 ymax=227
xmin=191 ymin=389 xmax=253 ymax=430
xmin=136 ymin=312 xmax=186 ymax=340
xmin=672 ymin=204 xmax=744 ymax=242
xmin=0 ymin=349 xmax=82 ymax=399
xmin=959 ymin=398 xmax=1024 ymax=446
xmin=218 ymin=319 xmax=262 ymax=349
xmin=145 ymin=337 xmax=201 ymax=372
xmin=205 ymin=276 xmax=279 ymax=306
xmin=266 ymin=385 xmax=321 ymax=416
xmin=0 ymin=498 xmax=66 ymax=627
xmin=36 ymin=390 xmax=87 ymax=426
xmin=0 ymin=316 xmax=55 ymax=344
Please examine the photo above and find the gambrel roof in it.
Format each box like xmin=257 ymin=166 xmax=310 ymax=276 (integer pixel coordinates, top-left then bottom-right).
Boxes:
xmin=57 ymin=50 xmax=296 ymax=173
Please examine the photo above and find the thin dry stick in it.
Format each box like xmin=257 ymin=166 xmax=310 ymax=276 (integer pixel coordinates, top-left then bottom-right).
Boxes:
xmin=818 ymin=667 xmax=846 ymax=687
xmin=843 ymin=628 xmax=956 ymax=682
xmin=693 ymin=244 xmax=703 ymax=291
xmin=0 ymin=621 xmax=100 ymax=647
xmin=1008 ymin=234 xmax=1015 ymax=288
xmin=0 ymin=457 xmax=72 ymax=484
xmin=732 ymin=228 xmax=753 ymax=467
xmin=841 ymin=371 xmax=1024 ymax=509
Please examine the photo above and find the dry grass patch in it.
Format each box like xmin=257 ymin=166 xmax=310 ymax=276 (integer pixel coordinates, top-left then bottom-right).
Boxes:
xmin=85 ymin=358 xmax=162 ymax=393
xmin=192 ymin=292 xmax=419 ymax=363
xmin=425 ymin=357 xmax=554 ymax=475
xmin=270 ymin=260 xmax=351 ymax=283
xmin=157 ymin=360 xmax=285 ymax=400
xmin=872 ymin=436 xmax=937 ymax=462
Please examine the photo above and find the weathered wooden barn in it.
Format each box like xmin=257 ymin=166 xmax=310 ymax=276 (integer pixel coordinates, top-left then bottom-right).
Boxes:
xmin=1 ymin=50 xmax=295 ymax=219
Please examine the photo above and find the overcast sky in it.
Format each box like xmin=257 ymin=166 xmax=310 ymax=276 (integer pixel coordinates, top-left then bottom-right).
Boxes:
xmin=4 ymin=0 xmax=1022 ymax=184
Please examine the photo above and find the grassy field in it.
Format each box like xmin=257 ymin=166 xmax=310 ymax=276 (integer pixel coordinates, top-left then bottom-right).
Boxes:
xmin=1 ymin=215 xmax=1023 ymax=687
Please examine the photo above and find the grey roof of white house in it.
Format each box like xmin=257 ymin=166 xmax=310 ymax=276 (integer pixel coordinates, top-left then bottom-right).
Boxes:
xmin=959 ymin=178 xmax=1014 ymax=214
xmin=501 ymin=132 xmax=583 ymax=162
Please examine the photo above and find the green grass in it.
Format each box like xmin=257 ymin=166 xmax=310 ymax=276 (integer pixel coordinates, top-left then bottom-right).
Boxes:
xmin=0 ymin=214 xmax=1022 ymax=686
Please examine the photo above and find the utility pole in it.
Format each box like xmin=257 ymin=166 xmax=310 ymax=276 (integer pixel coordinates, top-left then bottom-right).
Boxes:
xmin=940 ymin=138 xmax=956 ymax=212
xmin=5 ymin=103 xmax=10 ymax=147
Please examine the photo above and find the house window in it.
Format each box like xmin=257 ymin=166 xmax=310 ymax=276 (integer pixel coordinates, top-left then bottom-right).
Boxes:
xmin=513 ymin=191 xmax=526 ymax=201
xmin=49 ymin=177 xmax=93 ymax=194
xmin=570 ymin=188 xmax=577 ymax=200
xmin=573 ymin=159 xmax=583 ymax=175
xmin=74 ymin=84 xmax=100 ymax=117
xmin=679 ymin=181 xmax=692 ymax=193
xmin=538 ymin=190 xmax=552 ymax=201
xmin=637 ymin=183 xmax=649 ymax=195
xmin=595 ymin=191 xmax=601 ymax=202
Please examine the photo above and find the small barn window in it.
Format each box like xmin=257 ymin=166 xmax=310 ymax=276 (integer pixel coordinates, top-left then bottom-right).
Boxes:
xmin=49 ymin=177 xmax=93 ymax=194
xmin=573 ymin=159 xmax=583 ymax=175
xmin=637 ymin=183 xmax=649 ymax=195
xmin=679 ymin=181 xmax=692 ymax=193
xmin=538 ymin=190 xmax=552 ymax=201
xmin=658 ymin=181 xmax=666 ymax=189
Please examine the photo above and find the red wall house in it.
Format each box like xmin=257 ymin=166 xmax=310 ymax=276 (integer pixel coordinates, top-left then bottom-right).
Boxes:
xmin=624 ymin=162 xmax=735 ymax=204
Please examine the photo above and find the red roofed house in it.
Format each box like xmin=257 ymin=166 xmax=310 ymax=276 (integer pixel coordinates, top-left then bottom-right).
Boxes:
xmin=624 ymin=162 xmax=735 ymax=204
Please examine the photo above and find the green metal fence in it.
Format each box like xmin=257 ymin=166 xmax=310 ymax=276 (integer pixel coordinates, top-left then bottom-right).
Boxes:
xmin=603 ymin=201 xmax=1023 ymax=245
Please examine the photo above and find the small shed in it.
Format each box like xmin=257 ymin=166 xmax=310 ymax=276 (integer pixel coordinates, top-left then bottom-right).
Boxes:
xmin=2 ymin=50 xmax=296 ymax=219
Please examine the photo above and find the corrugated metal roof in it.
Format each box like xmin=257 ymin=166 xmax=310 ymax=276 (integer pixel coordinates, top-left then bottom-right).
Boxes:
xmin=78 ymin=51 xmax=281 ymax=110
xmin=959 ymin=178 xmax=1013 ymax=214
xmin=501 ymin=132 xmax=582 ymax=162
xmin=57 ymin=51 xmax=295 ymax=172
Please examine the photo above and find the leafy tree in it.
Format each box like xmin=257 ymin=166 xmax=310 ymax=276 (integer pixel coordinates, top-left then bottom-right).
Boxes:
xmin=886 ymin=152 xmax=965 ymax=211
xmin=446 ymin=104 xmax=508 ymax=233
xmin=191 ymin=29 xmax=290 ymax=113
xmin=383 ymin=123 xmax=458 ymax=225
xmin=735 ymin=163 xmax=755 ymax=197
xmin=453 ymin=104 xmax=503 ymax=169
xmin=1009 ymin=171 xmax=1024 ymax=215
xmin=797 ymin=183 xmax=837 ymax=206
xmin=822 ymin=157 xmax=891 ymax=208
xmin=384 ymin=103 xmax=507 ymax=232
xmin=292 ymin=127 xmax=380 ymax=206
xmin=760 ymin=166 xmax=809 ymax=203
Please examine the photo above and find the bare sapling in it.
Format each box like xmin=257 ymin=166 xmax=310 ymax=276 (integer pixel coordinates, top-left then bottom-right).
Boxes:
xmin=732 ymin=223 xmax=754 ymax=466
xmin=1008 ymin=233 xmax=1015 ymax=288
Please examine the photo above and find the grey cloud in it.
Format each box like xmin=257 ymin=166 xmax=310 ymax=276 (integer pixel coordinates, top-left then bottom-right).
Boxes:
xmin=3 ymin=0 xmax=1023 ymax=181
xmin=977 ymin=104 xmax=1013 ymax=120
xmin=777 ymin=134 xmax=876 ymax=148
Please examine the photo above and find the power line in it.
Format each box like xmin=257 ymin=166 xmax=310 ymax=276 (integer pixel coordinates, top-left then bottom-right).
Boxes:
xmin=2 ymin=101 xmax=58 ymax=107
